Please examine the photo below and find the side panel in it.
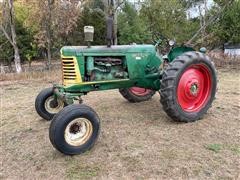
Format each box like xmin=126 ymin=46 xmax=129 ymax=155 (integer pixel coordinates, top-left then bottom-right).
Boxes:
xmin=126 ymin=52 xmax=161 ymax=89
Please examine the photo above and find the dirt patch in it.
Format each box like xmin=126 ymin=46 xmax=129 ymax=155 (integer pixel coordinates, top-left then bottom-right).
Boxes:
xmin=1 ymin=69 xmax=240 ymax=179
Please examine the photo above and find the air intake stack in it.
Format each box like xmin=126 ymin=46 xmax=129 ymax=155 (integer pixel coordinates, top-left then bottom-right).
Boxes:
xmin=84 ymin=26 xmax=94 ymax=47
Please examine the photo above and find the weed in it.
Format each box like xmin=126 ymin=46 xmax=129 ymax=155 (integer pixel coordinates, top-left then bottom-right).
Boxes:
xmin=66 ymin=165 xmax=100 ymax=179
xmin=205 ymin=144 xmax=222 ymax=153
xmin=230 ymin=146 xmax=240 ymax=155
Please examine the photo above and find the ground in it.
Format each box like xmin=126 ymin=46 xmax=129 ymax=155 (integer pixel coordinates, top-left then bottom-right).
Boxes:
xmin=0 ymin=69 xmax=239 ymax=179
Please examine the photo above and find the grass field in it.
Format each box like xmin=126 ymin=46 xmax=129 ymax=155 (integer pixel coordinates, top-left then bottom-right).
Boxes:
xmin=0 ymin=68 xmax=240 ymax=179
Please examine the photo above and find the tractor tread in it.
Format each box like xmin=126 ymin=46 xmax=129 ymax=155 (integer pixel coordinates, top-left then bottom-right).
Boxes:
xmin=160 ymin=51 xmax=217 ymax=122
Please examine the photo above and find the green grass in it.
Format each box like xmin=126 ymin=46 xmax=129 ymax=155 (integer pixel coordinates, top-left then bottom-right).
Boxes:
xmin=205 ymin=144 xmax=240 ymax=155
xmin=66 ymin=165 xmax=100 ymax=179
xmin=205 ymin=144 xmax=222 ymax=153
xmin=230 ymin=147 xmax=240 ymax=155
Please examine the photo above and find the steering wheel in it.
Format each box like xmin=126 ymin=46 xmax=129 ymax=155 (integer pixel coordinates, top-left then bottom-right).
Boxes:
xmin=152 ymin=33 xmax=169 ymax=47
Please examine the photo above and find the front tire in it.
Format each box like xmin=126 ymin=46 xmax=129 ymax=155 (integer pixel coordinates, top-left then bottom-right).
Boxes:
xmin=49 ymin=104 xmax=100 ymax=155
xmin=160 ymin=52 xmax=217 ymax=122
xmin=119 ymin=87 xmax=155 ymax=103
xmin=35 ymin=88 xmax=65 ymax=120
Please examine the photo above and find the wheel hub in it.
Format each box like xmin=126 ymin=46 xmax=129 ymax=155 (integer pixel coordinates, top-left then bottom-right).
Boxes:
xmin=185 ymin=80 xmax=199 ymax=97
xmin=70 ymin=123 xmax=81 ymax=134
xmin=49 ymin=99 xmax=58 ymax=108
xmin=64 ymin=118 xmax=93 ymax=146
xmin=45 ymin=96 xmax=64 ymax=114
xmin=190 ymin=83 xmax=199 ymax=96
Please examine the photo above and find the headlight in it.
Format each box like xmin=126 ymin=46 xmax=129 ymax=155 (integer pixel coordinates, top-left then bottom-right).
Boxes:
xmin=169 ymin=40 xmax=175 ymax=46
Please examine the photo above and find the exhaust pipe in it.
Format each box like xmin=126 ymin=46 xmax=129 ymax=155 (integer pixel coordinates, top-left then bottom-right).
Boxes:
xmin=106 ymin=16 xmax=113 ymax=47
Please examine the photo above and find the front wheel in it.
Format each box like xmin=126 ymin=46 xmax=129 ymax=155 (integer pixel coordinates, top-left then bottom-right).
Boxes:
xmin=49 ymin=104 xmax=100 ymax=155
xmin=160 ymin=51 xmax=217 ymax=122
xmin=119 ymin=87 xmax=155 ymax=103
xmin=35 ymin=88 xmax=66 ymax=120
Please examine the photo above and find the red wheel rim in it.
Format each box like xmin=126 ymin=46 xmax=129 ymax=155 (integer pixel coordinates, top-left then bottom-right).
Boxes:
xmin=129 ymin=87 xmax=152 ymax=96
xmin=177 ymin=64 xmax=212 ymax=112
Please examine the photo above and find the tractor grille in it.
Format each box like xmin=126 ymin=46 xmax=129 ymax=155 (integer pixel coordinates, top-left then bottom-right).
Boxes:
xmin=62 ymin=57 xmax=80 ymax=85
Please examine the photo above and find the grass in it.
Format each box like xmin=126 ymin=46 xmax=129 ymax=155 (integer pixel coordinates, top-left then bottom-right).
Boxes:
xmin=205 ymin=144 xmax=222 ymax=153
xmin=205 ymin=144 xmax=240 ymax=154
xmin=0 ymin=69 xmax=61 ymax=82
xmin=230 ymin=146 xmax=240 ymax=155
xmin=66 ymin=165 xmax=100 ymax=179
xmin=1 ymin=68 xmax=240 ymax=179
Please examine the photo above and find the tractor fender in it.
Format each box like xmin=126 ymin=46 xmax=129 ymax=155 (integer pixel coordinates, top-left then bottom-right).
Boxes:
xmin=167 ymin=46 xmax=195 ymax=62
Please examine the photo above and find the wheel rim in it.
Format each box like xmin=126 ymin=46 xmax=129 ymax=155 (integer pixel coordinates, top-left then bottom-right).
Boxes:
xmin=129 ymin=87 xmax=152 ymax=96
xmin=177 ymin=64 xmax=212 ymax=112
xmin=64 ymin=118 xmax=93 ymax=146
xmin=44 ymin=96 xmax=64 ymax=114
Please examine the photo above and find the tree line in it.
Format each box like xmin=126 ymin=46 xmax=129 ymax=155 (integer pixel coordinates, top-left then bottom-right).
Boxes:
xmin=0 ymin=0 xmax=239 ymax=73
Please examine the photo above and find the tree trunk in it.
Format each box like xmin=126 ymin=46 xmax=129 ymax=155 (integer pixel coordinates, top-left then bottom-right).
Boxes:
xmin=45 ymin=0 xmax=53 ymax=70
xmin=7 ymin=60 xmax=13 ymax=73
xmin=203 ymin=0 xmax=208 ymax=43
xmin=46 ymin=33 xmax=51 ymax=69
xmin=9 ymin=0 xmax=22 ymax=73
xmin=0 ymin=63 xmax=5 ymax=74
xmin=198 ymin=5 xmax=204 ymax=44
xmin=112 ymin=0 xmax=117 ymax=45
xmin=13 ymin=46 xmax=22 ymax=73
xmin=113 ymin=11 xmax=117 ymax=45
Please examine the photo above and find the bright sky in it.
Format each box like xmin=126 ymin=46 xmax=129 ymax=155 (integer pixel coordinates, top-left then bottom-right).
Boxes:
xmin=188 ymin=0 xmax=214 ymax=18
xmin=128 ymin=0 xmax=214 ymax=18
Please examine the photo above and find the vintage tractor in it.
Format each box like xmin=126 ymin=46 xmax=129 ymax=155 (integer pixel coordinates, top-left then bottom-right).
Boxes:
xmin=35 ymin=26 xmax=217 ymax=155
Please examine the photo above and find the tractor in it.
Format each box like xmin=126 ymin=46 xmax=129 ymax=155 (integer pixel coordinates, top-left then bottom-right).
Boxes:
xmin=35 ymin=25 xmax=217 ymax=155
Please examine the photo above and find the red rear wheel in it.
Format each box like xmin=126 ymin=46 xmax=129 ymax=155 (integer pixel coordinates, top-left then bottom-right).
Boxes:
xmin=177 ymin=64 xmax=212 ymax=112
xmin=119 ymin=87 xmax=155 ymax=103
xmin=129 ymin=87 xmax=153 ymax=96
xmin=160 ymin=51 xmax=217 ymax=122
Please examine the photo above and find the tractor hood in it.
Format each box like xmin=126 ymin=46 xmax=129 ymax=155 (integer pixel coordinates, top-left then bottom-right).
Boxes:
xmin=61 ymin=45 xmax=156 ymax=56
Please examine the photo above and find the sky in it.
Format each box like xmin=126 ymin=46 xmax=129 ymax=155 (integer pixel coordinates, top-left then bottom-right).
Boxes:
xmin=128 ymin=0 xmax=214 ymax=18
xmin=188 ymin=0 xmax=214 ymax=18
xmin=0 ymin=0 xmax=215 ymax=18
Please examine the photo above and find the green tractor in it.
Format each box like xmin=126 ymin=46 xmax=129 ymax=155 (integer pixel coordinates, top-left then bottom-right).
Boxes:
xmin=35 ymin=25 xmax=217 ymax=155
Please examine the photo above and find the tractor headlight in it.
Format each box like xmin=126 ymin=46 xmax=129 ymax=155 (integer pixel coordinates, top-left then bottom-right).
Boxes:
xmin=169 ymin=40 xmax=175 ymax=46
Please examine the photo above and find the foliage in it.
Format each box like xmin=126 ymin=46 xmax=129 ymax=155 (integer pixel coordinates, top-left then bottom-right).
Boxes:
xmin=68 ymin=7 xmax=106 ymax=46
xmin=140 ymin=0 xmax=191 ymax=43
xmin=117 ymin=2 xmax=151 ymax=45
xmin=211 ymin=0 xmax=240 ymax=44
xmin=0 ymin=0 xmax=240 ymax=70
xmin=205 ymin=144 xmax=222 ymax=153
xmin=0 ymin=1 xmax=36 ymax=65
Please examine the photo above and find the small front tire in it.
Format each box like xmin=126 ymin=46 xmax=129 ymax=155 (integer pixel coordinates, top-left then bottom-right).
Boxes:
xmin=49 ymin=104 xmax=100 ymax=155
xmin=35 ymin=88 xmax=65 ymax=120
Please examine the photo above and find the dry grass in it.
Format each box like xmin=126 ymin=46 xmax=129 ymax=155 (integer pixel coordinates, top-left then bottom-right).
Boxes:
xmin=0 ymin=68 xmax=240 ymax=179
xmin=209 ymin=55 xmax=240 ymax=69
xmin=0 ymin=69 xmax=61 ymax=82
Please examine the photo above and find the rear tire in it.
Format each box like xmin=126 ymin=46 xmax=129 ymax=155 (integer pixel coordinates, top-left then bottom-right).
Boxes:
xmin=119 ymin=87 xmax=155 ymax=103
xmin=49 ymin=104 xmax=100 ymax=155
xmin=35 ymin=88 xmax=66 ymax=121
xmin=160 ymin=52 xmax=217 ymax=122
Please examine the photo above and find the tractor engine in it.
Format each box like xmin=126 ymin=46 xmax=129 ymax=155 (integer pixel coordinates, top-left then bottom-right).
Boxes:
xmin=85 ymin=56 xmax=128 ymax=82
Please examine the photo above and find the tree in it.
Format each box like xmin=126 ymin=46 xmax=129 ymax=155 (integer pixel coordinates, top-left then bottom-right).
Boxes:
xmin=29 ymin=0 xmax=79 ymax=68
xmin=117 ymin=2 xmax=151 ymax=44
xmin=211 ymin=0 xmax=240 ymax=45
xmin=140 ymin=0 xmax=189 ymax=43
xmin=0 ymin=0 xmax=22 ymax=73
